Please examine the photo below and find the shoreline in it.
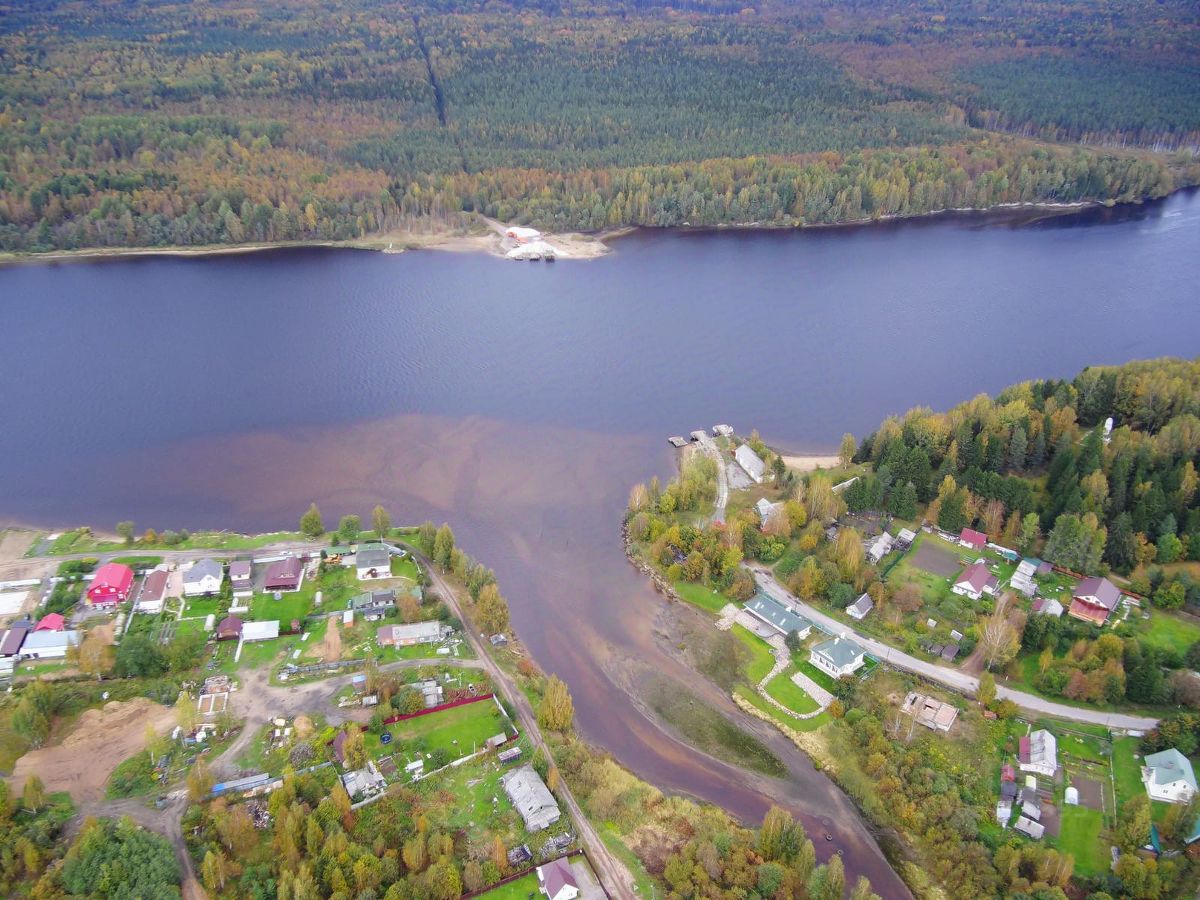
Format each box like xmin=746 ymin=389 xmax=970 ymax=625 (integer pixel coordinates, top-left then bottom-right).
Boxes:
xmin=0 ymin=190 xmax=1186 ymax=269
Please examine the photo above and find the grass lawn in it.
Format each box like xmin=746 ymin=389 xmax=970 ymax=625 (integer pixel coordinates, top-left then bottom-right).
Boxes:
xmin=109 ymin=555 xmax=164 ymax=569
xmin=796 ymin=660 xmax=838 ymax=694
xmin=174 ymin=617 xmax=210 ymax=639
xmin=1056 ymin=805 xmax=1107 ymax=875
xmin=184 ymin=596 xmax=224 ymax=618
xmin=1113 ymin=737 xmax=1145 ymax=812
xmin=251 ymin=590 xmax=314 ymax=625
xmin=475 ymin=873 xmax=540 ymax=899
xmin=736 ymin=686 xmax=830 ymax=732
xmin=763 ymin=666 xmax=820 ymax=715
xmin=674 ymin=581 xmax=729 ymax=614
xmin=1133 ymin=610 xmax=1200 ymax=655
xmin=374 ymin=699 xmax=509 ymax=759
xmin=43 ymin=528 xmax=310 ymax=555
xmin=732 ymin=625 xmax=776 ymax=683
xmin=1055 ymin=731 xmax=1110 ymax=765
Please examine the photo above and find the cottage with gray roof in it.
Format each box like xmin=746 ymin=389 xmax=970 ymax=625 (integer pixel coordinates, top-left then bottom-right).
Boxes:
xmin=744 ymin=593 xmax=811 ymax=638
xmin=846 ymin=593 xmax=874 ymax=621
xmin=183 ymin=558 xmax=223 ymax=597
xmin=809 ymin=635 xmax=865 ymax=679
xmin=1142 ymin=749 xmax=1198 ymax=804
xmin=501 ymin=765 xmax=561 ymax=832
xmin=349 ymin=590 xmax=396 ymax=621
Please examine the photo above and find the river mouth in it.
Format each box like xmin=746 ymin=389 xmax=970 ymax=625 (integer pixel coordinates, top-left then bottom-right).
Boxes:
xmin=0 ymin=410 xmax=910 ymax=893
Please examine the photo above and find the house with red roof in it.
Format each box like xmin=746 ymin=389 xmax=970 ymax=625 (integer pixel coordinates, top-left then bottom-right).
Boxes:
xmin=958 ymin=528 xmax=987 ymax=551
xmin=264 ymin=556 xmax=303 ymax=592
xmin=135 ymin=569 xmax=170 ymax=614
xmin=951 ymin=561 xmax=998 ymax=601
xmin=86 ymin=562 xmax=134 ymax=609
xmin=35 ymin=613 xmax=65 ymax=632
xmin=1068 ymin=576 xmax=1122 ymax=625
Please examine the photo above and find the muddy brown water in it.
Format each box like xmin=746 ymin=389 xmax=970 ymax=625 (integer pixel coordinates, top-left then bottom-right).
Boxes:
xmin=3 ymin=191 xmax=1200 ymax=895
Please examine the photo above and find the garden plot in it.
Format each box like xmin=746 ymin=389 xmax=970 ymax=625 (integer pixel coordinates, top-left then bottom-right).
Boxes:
xmin=908 ymin=540 xmax=963 ymax=577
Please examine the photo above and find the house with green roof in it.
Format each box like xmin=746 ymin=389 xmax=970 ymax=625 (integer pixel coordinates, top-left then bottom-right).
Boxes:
xmin=1142 ymin=748 xmax=1198 ymax=804
xmin=809 ymin=635 xmax=865 ymax=679
xmin=744 ymin=592 xmax=811 ymax=639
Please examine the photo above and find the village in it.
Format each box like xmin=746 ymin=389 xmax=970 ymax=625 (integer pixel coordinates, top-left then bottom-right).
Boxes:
xmin=0 ymin=526 xmax=609 ymax=900
xmin=642 ymin=425 xmax=1200 ymax=882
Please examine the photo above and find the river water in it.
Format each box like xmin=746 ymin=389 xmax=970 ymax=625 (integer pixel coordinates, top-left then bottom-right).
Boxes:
xmin=2 ymin=190 xmax=1198 ymax=893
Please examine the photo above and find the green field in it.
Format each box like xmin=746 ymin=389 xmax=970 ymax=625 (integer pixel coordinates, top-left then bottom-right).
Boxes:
xmin=1133 ymin=611 xmax=1200 ymax=655
xmin=1056 ymin=805 xmax=1107 ymax=875
xmin=674 ymin=581 xmax=729 ymax=614
xmin=474 ymin=873 xmax=539 ymax=899
xmin=796 ymin=660 xmax=838 ymax=694
xmin=41 ymin=528 xmax=309 ymax=556
xmin=736 ymin=686 xmax=831 ymax=733
xmin=763 ymin=666 xmax=820 ymax=715
xmin=375 ymin=698 xmax=509 ymax=760
xmin=732 ymin=625 xmax=776 ymax=683
xmin=1113 ymin=737 xmax=1144 ymax=812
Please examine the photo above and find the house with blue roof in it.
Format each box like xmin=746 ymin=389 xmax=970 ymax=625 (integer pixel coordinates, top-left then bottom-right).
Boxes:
xmin=1142 ymin=748 xmax=1198 ymax=804
xmin=744 ymin=593 xmax=811 ymax=639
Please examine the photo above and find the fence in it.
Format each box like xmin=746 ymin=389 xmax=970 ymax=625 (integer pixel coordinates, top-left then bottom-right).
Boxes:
xmin=383 ymin=692 xmax=495 ymax=725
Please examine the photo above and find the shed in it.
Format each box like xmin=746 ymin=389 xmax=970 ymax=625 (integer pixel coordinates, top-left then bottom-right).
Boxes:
xmin=242 ymin=620 xmax=280 ymax=642
xmin=216 ymin=616 xmax=243 ymax=640
xmin=35 ymin=613 xmax=65 ymax=632
xmin=1065 ymin=786 xmax=1079 ymax=805
xmin=19 ymin=629 xmax=80 ymax=660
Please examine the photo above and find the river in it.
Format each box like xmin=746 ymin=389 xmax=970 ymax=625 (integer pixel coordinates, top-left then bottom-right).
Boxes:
xmin=2 ymin=190 xmax=1199 ymax=894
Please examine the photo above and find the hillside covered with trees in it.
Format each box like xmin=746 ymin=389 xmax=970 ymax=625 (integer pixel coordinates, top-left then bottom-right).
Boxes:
xmin=1 ymin=0 xmax=1198 ymax=253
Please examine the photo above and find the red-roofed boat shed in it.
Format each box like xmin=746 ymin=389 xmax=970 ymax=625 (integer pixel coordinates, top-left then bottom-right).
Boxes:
xmin=87 ymin=562 xmax=134 ymax=608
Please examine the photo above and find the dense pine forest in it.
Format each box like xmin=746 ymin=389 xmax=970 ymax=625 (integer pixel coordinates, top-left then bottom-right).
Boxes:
xmin=0 ymin=0 xmax=1198 ymax=252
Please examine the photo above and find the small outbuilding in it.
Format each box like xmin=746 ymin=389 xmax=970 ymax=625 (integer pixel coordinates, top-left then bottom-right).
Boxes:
xmin=35 ymin=613 xmax=65 ymax=632
xmin=216 ymin=616 xmax=244 ymax=641
xmin=18 ymin=629 xmax=80 ymax=660
xmin=846 ymin=593 xmax=874 ymax=621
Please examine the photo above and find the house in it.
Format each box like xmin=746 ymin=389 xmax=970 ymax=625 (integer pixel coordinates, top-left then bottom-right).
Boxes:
xmin=377 ymin=621 xmax=446 ymax=647
xmin=183 ymin=559 xmax=223 ymax=597
xmin=846 ymin=593 xmax=874 ymax=621
xmin=264 ymin=557 xmax=303 ymax=592
xmin=506 ymin=226 xmax=542 ymax=243
xmin=1069 ymin=576 xmax=1122 ymax=625
xmin=958 ymin=528 xmax=987 ymax=551
xmin=896 ymin=528 xmax=917 ymax=548
xmin=136 ymin=569 xmax=170 ymax=613
xmin=866 ymin=532 xmax=894 ymax=565
xmin=242 ymin=620 xmax=280 ymax=642
xmin=1010 ymin=559 xmax=1039 ymax=598
xmin=1031 ymin=597 xmax=1064 ymax=618
xmin=952 ymin=562 xmax=998 ymax=601
xmin=355 ymin=544 xmax=392 ymax=580
xmin=1014 ymin=817 xmax=1045 ymax=840
xmin=501 ymin=765 xmax=561 ymax=832
xmin=498 ymin=746 xmax=522 ymax=763
xmin=229 ymin=561 xmax=253 ymax=590
xmin=1001 ymin=764 xmax=1016 ymax=782
xmin=809 ymin=636 xmax=866 ymax=679
xmin=413 ymin=678 xmax=444 ymax=707
xmin=1142 ymin=749 xmax=1198 ymax=803
xmin=348 ymin=590 xmax=396 ymax=621
xmin=537 ymin=857 xmax=580 ymax=900
xmin=342 ymin=763 xmax=386 ymax=799
xmin=900 ymin=692 xmax=958 ymax=732
xmin=216 ymin=615 xmax=243 ymax=641
xmin=0 ymin=626 xmax=30 ymax=657
xmin=86 ymin=562 xmax=134 ymax=608
xmin=735 ymin=444 xmax=766 ymax=484
xmin=35 ymin=613 xmax=65 ymax=632
xmin=744 ymin=593 xmax=811 ymax=638
xmin=18 ymin=629 xmax=80 ymax=660
xmin=1018 ymin=729 xmax=1058 ymax=777
xmin=755 ymin=498 xmax=782 ymax=527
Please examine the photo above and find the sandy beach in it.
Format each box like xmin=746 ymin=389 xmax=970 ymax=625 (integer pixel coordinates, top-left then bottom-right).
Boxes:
xmin=781 ymin=454 xmax=842 ymax=472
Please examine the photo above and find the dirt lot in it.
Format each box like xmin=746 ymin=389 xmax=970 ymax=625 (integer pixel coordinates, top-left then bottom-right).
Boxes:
xmin=319 ymin=618 xmax=343 ymax=662
xmin=1074 ymin=776 xmax=1106 ymax=811
xmin=8 ymin=698 xmax=176 ymax=803
xmin=909 ymin=540 xmax=963 ymax=577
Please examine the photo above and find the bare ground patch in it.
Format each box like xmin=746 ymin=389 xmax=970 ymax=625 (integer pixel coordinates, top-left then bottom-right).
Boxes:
xmin=319 ymin=617 xmax=343 ymax=662
xmin=909 ymin=540 xmax=962 ymax=577
xmin=7 ymin=698 xmax=175 ymax=803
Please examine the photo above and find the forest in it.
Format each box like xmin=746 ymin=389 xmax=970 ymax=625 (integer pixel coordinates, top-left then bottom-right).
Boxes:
xmin=1 ymin=0 xmax=1198 ymax=252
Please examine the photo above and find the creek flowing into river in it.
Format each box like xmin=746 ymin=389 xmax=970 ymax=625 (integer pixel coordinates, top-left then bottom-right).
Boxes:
xmin=3 ymin=191 xmax=1199 ymax=893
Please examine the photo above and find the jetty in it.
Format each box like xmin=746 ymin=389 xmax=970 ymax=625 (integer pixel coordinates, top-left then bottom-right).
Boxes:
xmin=667 ymin=436 xmax=688 ymax=448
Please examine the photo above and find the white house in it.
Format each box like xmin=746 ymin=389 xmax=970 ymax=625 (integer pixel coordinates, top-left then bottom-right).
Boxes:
xmin=846 ymin=593 xmax=874 ymax=621
xmin=809 ymin=636 xmax=865 ymax=679
xmin=183 ymin=559 xmax=223 ymax=597
xmin=1142 ymin=749 xmax=1198 ymax=804
xmin=536 ymin=857 xmax=579 ymax=900
xmin=755 ymin=498 xmax=782 ymax=527
xmin=1010 ymin=559 xmax=1039 ymax=598
xmin=1018 ymin=729 xmax=1058 ymax=777
xmin=866 ymin=532 xmax=894 ymax=565
xmin=136 ymin=568 xmax=170 ymax=614
xmin=355 ymin=544 xmax=392 ymax=580
xmin=952 ymin=562 xmax=998 ymax=601
xmin=735 ymin=444 xmax=765 ymax=484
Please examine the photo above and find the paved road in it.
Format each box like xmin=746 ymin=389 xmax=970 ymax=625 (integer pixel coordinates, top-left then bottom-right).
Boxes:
xmin=414 ymin=549 xmax=637 ymax=899
xmin=749 ymin=565 xmax=1161 ymax=732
